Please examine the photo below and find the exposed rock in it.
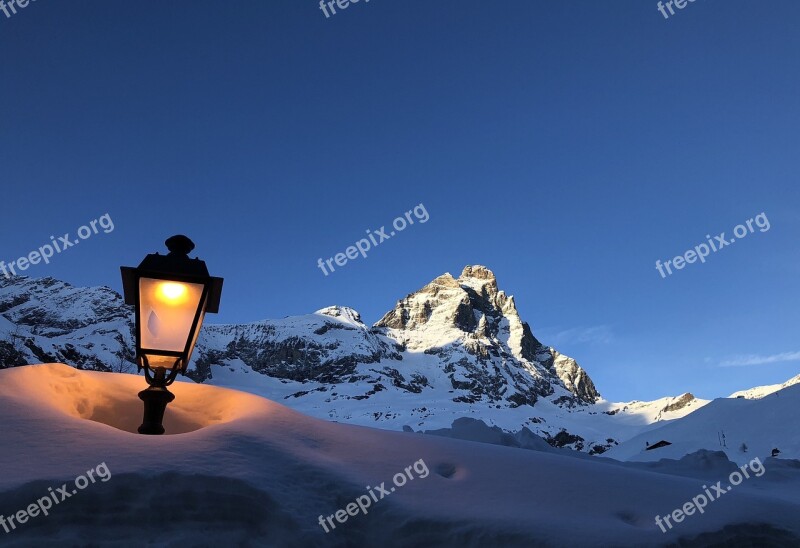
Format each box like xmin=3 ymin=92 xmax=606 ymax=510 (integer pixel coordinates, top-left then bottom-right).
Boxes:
xmin=662 ymin=393 xmax=696 ymax=414
xmin=376 ymin=265 xmax=599 ymax=404
xmin=551 ymin=350 xmax=601 ymax=403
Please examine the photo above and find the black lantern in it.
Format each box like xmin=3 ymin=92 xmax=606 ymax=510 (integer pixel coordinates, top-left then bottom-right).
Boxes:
xmin=121 ymin=235 xmax=223 ymax=435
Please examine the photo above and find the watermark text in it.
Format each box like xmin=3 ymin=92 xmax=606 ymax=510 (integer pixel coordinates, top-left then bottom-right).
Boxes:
xmin=1 ymin=213 xmax=115 ymax=280
xmin=1 ymin=462 xmax=111 ymax=535
xmin=317 ymin=204 xmax=429 ymax=277
xmin=318 ymin=459 xmax=429 ymax=533
xmin=655 ymin=457 xmax=765 ymax=533
xmin=655 ymin=212 xmax=770 ymax=279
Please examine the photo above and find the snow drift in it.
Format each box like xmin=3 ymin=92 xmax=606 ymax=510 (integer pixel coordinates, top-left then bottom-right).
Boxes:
xmin=1 ymin=364 xmax=799 ymax=547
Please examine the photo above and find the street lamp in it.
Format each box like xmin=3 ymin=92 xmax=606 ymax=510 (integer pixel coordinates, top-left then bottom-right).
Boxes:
xmin=120 ymin=235 xmax=223 ymax=435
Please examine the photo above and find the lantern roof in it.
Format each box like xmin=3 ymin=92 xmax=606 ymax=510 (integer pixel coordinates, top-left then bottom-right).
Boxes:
xmin=120 ymin=235 xmax=224 ymax=313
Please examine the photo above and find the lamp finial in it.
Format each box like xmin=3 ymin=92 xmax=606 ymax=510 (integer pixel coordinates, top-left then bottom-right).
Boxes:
xmin=165 ymin=235 xmax=195 ymax=256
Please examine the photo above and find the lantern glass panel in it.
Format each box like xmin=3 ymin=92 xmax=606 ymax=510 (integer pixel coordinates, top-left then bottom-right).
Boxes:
xmin=138 ymin=278 xmax=205 ymax=367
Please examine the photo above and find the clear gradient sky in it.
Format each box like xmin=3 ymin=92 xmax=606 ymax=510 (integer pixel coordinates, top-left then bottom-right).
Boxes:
xmin=1 ymin=1 xmax=798 ymax=402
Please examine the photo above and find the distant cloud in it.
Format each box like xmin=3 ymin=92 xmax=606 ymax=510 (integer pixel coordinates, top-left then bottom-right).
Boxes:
xmin=536 ymin=325 xmax=613 ymax=346
xmin=719 ymin=351 xmax=800 ymax=367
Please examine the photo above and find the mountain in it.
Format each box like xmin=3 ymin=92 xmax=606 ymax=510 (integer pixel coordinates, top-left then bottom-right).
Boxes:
xmin=0 ymin=268 xmax=783 ymax=456
xmin=0 ymin=276 xmax=134 ymax=370
xmin=178 ymin=266 xmax=624 ymax=452
xmin=374 ymin=265 xmax=599 ymax=406
xmin=0 ymin=267 xmax=596 ymax=403
xmin=0 ymin=269 xmax=613 ymax=450
xmin=0 ymin=268 xmax=621 ymax=449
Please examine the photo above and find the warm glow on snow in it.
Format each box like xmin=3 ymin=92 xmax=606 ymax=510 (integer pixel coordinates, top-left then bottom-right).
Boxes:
xmin=0 ymin=364 xmax=274 ymax=435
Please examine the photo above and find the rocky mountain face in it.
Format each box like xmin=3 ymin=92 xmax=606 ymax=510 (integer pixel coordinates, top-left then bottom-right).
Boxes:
xmin=0 ymin=267 xmax=613 ymax=451
xmin=374 ymin=265 xmax=599 ymax=406
xmin=0 ymin=276 xmax=135 ymax=372
xmin=190 ymin=306 xmax=405 ymax=384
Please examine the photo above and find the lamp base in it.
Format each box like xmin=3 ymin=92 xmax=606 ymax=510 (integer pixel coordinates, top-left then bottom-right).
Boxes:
xmin=138 ymin=385 xmax=175 ymax=435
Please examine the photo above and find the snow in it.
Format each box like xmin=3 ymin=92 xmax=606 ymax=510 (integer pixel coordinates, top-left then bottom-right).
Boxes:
xmin=729 ymin=373 xmax=800 ymax=399
xmin=598 ymin=393 xmax=710 ymax=425
xmin=605 ymin=385 xmax=800 ymax=465
xmin=203 ymin=352 xmax=712 ymax=453
xmin=1 ymin=364 xmax=799 ymax=546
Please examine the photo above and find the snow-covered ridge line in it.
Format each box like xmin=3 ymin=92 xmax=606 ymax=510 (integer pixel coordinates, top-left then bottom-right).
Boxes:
xmin=729 ymin=373 xmax=800 ymax=400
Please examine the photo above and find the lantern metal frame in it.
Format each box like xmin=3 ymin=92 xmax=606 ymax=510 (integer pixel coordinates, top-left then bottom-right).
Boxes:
xmin=120 ymin=235 xmax=223 ymax=435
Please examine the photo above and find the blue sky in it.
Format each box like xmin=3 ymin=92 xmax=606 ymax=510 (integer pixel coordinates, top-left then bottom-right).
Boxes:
xmin=1 ymin=1 xmax=798 ymax=402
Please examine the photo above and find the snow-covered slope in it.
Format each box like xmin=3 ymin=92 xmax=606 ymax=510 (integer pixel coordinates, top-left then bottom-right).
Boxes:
xmin=729 ymin=374 xmax=800 ymax=399
xmin=1 ymin=364 xmax=798 ymax=547
xmin=600 ymin=393 xmax=710 ymax=424
xmin=605 ymin=383 xmax=800 ymax=464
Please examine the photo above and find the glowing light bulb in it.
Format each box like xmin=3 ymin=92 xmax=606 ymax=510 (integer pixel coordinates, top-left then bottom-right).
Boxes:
xmin=158 ymin=282 xmax=188 ymax=303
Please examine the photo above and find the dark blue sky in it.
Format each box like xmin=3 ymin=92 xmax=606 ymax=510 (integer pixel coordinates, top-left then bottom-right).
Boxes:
xmin=1 ymin=1 xmax=798 ymax=401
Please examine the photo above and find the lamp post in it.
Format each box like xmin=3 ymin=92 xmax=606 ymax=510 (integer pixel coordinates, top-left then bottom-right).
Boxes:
xmin=121 ymin=235 xmax=223 ymax=435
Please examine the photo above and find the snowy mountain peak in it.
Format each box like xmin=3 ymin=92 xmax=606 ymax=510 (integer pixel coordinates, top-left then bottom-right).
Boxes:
xmin=460 ymin=264 xmax=496 ymax=281
xmin=376 ymin=265 xmax=519 ymax=340
xmin=375 ymin=266 xmax=600 ymax=406
xmin=458 ymin=265 xmax=499 ymax=294
xmin=315 ymin=305 xmax=364 ymax=326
